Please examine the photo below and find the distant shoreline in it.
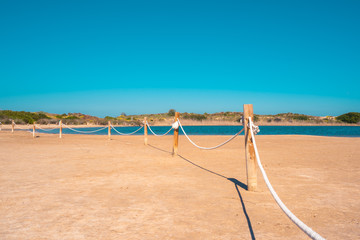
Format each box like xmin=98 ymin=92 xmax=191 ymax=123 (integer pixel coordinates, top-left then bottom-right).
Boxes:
xmin=1 ymin=121 xmax=359 ymax=129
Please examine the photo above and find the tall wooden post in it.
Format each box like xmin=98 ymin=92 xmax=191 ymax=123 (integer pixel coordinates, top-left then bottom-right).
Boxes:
xmin=144 ymin=117 xmax=148 ymax=145
xmin=172 ymin=112 xmax=180 ymax=156
xmin=33 ymin=123 xmax=36 ymax=138
xmin=12 ymin=120 xmax=14 ymax=133
xmin=59 ymin=120 xmax=62 ymax=138
xmin=244 ymin=104 xmax=257 ymax=191
xmin=108 ymin=121 xmax=111 ymax=140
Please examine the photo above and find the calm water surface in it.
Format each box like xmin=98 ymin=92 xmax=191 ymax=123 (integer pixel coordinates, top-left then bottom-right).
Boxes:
xmin=35 ymin=125 xmax=360 ymax=137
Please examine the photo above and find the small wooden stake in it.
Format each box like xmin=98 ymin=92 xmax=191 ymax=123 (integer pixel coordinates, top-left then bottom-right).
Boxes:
xmin=172 ymin=112 xmax=180 ymax=156
xmin=244 ymin=104 xmax=257 ymax=191
xmin=108 ymin=121 xmax=111 ymax=140
xmin=59 ymin=120 xmax=62 ymax=138
xmin=12 ymin=120 xmax=14 ymax=133
xmin=144 ymin=117 xmax=148 ymax=145
xmin=33 ymin=123 xmax=36 ymax=138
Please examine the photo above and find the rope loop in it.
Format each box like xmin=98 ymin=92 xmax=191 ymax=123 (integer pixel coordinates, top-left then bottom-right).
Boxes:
xmin=177 ymin=120 xmax=244 ymax=150
xmin=62 ymin=123 xmax=108 ymax=133
xmin=35 ymin=124 xmax=59 ymax=132
xmin=110 ymin=124 xmax=143 ymax=135
xmin=13 ymin=122 xmax=33 ymax=133
xmin=146 ymin=121 xmax=173 ymax=137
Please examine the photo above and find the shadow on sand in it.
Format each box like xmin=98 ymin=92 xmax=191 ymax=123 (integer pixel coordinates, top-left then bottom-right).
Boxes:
xmin=147 ymin=143 xmax=255 ymax=239
xmin=178 ymin=154 xmax=256 ymax=240
xmin=228 ymin=178 xmax=256 ymax=240
xmin=148 ymin=144 xmax=173 ymax=154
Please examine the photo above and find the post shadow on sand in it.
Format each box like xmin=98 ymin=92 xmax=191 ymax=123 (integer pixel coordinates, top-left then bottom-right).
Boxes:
xmin=147 ymin=144 xmax=173 ymax=154
xmin=228 ymin=178 xmax=256 ymax=240
xmin=177 ymin=154 xmax=256 ymax=240
xmin=146 ymin=143 xmax=256 ymax=239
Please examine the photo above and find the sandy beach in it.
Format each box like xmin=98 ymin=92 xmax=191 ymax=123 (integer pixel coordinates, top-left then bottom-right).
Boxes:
xmin=0 ymin=131 xmax=359 ymax=239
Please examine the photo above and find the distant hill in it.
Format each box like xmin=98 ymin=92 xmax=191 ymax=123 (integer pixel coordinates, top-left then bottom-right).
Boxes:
xmin=126 ymin=111 xmax=348 ymax=125
xmin=0 ymin=110 xmax=359 ymax=125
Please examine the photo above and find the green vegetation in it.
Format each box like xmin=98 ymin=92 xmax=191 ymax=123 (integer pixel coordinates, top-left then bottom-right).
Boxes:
xmin=292 ymin=115 xmax=309 ymax=121
xmin=65 ymin=115 xmax=79 ymax=120
xmin=104 ymin=116 xmax=117 ymax=120
xmin=182 ymin=113 xmax=207 ymax=121
xmin=336 ymin=112 xmax=360 ymax=123
xmin=0 ymin=110 xmax=50 ymax=124
xmin=55 ymin=114 xmax=80 ymax=120
xmin=2 ymin=109 xmax=359 ymax=126
xmin=276 ymin=113 xmax=310 ymax=120
xmin=55 ymin=113 xmax=67 ymax=119
xmin=168 ymin=109 xmax=176 ymax=116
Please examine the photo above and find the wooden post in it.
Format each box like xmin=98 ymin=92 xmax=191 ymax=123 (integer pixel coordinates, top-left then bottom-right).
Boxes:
xmin=144 ymin=117 xmax=148 ymax=145
xmin=59 ymin=120 xmax=62 ymax=138
xmin=244 ymin=104 xmax=257 ymax=191
xmin=108 ymin=121 xmax=111 ymax=140
xmin=33 ymin=123 xmax=36 ymax=138
xmin=172 ymin=112 xmax=180 ymax=156
xmin=12 ymin=120 xmax=14 ymax=133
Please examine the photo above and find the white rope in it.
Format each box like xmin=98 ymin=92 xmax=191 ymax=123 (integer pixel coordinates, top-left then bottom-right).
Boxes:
xmin=250 ymin=122 xmax=260 ymax=135
xmin=62 ymin=123 xmax=108 ymax=133
xmin=146 ymin=122 xmax=173 ymax=137
xmin=13 ymin=123 xmax=32 ymax=133
xmin=35 ymin=124 xmax=59 ymax=132
xmin=178 ymin=120 xmax=244 ymax=150
xmin=248 ymin=117 xmax=325 ymax=240
xmin=14 ymin=123 xmax=31 ymax=130
xmin=110 ymin=124 xmax=143 ymax=135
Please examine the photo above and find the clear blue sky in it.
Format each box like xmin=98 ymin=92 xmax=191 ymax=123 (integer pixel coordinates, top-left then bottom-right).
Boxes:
xmin=1 ymin=0 xmax=359 ymax=117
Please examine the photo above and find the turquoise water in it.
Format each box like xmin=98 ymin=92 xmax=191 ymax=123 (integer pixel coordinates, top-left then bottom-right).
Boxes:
xmin=35 ymin=125 xmax=360 ymax=137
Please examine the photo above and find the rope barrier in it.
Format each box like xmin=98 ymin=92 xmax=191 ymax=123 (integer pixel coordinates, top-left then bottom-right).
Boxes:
xmin=14 ymin=123 xmax=30 ymax=129
xmin=35 ymin=124 xmax=59 ymax=132
xmin=248 ymin=117 xmax=325 ymax=240
xmin=5 ymin=111 xmax=327 ymax=239
xmin=178 ymin=120 xmax=244 ymax=150
xmin=110 ymin=124 xmax=144 ymax=135
xmin=146 ymin=122 xmax=173 ymax=137
xmin=13 ymin=123 xmax=32 ymax=133
xmin=62 ymin=123 xmax=108 ymax=133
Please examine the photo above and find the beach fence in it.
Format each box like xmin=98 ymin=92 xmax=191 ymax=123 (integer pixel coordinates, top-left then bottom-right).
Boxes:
xmin=5 ymin=104 xmax=325 ymax=239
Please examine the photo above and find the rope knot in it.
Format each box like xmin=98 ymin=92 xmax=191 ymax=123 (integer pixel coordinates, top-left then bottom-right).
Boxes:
xmin=252 ymin=124 xmax=260 ymax=135
xmin=248 ymin=117 xmax=260 ymax=135
xmin=172 ymin=121 xmax=179 ymax=130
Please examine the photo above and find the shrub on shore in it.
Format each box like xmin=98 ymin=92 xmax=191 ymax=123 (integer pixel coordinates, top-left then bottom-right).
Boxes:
xmin=0 ymin=110 xmax=50 ymax=124
xmin=336 ymin=112 xmax=360 ymax=124
xmin=182 ymin=113 xmax=207 ymax=121
xmin=168 ymin=109 xmax=176 ymax=116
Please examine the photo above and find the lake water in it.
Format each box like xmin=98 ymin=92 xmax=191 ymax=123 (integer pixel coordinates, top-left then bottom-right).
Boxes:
xmin=35 ymin=125 xmax=360 ymax=137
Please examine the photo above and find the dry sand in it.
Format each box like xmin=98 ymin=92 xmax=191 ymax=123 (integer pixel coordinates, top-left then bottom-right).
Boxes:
xmin=0 ymin=131 xmax=359 ymax=239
